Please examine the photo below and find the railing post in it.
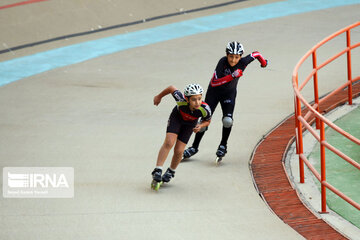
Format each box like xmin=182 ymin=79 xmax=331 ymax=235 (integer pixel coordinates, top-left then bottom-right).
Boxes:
xmin=294 ymin=96 xmax=299 ymax=154
xmin=312 ymin=51 xmax=320 ymax=129
xmin=320 ymin=120 xmax=327 ymax=213
xmin=346 ymin=29 xmax=353 ymax=105
xmin=294 ymin=74 xmax=305 ymax=183
xmin=296 ymin=99 xmax=305 ymax=183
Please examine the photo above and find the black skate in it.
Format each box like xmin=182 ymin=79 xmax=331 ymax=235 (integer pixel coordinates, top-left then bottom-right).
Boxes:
xmin=162 ymin=168 xmax=175 ymax=183
xmin=215 ymin=145 xmax=227 ymax=165
xmin=151 ymin=168 xmax=163 ymax=191
xmin=182 ymin=147 xmax=198 ymax=160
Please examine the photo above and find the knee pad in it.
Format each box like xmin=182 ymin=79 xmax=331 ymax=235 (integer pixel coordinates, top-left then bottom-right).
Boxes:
xmin=199 ymin=126 xmax=208 ymax=133
xmin=222 ymin=116 xmax=233 ymax=128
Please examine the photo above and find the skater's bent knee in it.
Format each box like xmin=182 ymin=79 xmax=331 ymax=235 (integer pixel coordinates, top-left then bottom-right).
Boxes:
xmin=222 ymin=116 xmax=233 ymax=128
xmin=163 ymin=140 xmax=175 ymax=149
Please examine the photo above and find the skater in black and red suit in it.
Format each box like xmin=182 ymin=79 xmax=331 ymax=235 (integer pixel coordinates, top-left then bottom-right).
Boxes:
xmin=151 ymin=84 xmax=211 ymax=189
xmin=183 ymin=41 xmax=268 ymax=162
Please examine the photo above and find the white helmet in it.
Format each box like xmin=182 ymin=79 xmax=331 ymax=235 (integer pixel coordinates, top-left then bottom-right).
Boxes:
xmin=226 ymin=41 xmax=244 ymax=55
xmin=184 ymin=84 xmax=204 ymax=97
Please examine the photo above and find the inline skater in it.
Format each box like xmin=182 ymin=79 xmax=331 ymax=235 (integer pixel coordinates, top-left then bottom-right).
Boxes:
xmin=151 ymin=84 xmax=212 ymax=190
xmin=183 ymin=41 xmax=268 ymax=163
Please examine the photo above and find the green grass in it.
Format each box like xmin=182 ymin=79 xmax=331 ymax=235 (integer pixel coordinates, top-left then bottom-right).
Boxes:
xmin=309 ymin=106 xmax=360 ymax=228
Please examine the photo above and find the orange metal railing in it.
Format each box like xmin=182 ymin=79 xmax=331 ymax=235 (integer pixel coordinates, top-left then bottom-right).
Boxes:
xmin=292 ymin=21 xmax=360 ymax=213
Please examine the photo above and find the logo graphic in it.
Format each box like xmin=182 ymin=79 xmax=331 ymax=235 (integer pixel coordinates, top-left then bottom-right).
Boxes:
xmin=3 ymin=167 xmax=74 ymax=198
xmin=7 ymin=173 xmax=30 ymax=188
xmin=225 ymin=69 xmax=232 ymax=76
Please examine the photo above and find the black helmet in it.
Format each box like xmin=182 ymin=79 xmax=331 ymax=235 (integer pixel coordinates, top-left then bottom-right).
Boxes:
xmin=226 ymin=41 xmax=244 ymax=55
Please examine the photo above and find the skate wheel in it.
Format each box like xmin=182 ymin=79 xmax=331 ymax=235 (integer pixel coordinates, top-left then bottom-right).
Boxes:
xmin=215 ymin=157 xmax=222 ymax=165
xmin=151 ymin=180 xmax=162 ymax=191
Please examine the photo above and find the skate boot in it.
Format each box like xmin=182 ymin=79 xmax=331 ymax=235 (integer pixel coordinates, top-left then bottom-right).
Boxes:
xmin=215 ymin=145 xmax=227 ymax=165
xmin=162 ymin=168 xmax=175 ymax=183
xmin=151 ymin=168 xmax=162 ymax=191
xmin=183 ymin=147 xmax=198 ymax=159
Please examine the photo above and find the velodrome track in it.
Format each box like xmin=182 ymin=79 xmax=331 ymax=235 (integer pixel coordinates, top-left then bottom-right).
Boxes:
xmin=0 ymin=0 xmax=359 ymax=239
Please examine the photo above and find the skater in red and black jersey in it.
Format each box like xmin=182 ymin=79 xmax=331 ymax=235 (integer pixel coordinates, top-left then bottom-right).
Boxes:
xmin=183 ymin=41 xmax=268 ymax=163
xmin=151 ymin=84 xmax=211 ymax=190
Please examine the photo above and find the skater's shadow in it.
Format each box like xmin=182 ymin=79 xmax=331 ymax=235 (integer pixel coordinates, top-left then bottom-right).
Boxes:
xmin=159 ymin=183 xmax=172 ymax=189
xmin=180 ymin=158 xmax=197 ymax=163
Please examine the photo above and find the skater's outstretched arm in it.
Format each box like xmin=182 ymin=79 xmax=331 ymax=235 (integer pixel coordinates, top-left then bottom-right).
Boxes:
xmin=154 ymin=85 xmax=177 ymax=106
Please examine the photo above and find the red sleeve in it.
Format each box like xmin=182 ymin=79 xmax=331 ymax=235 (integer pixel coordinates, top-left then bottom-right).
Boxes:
xmin=210 ymin=72 xmax=234 ymax=87
xmin=251 ymin=51 xmax=267 ymax=67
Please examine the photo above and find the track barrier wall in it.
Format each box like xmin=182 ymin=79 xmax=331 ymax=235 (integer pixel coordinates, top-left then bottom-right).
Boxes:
xmin=292 ymin=21 xmax=360 ymax=213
